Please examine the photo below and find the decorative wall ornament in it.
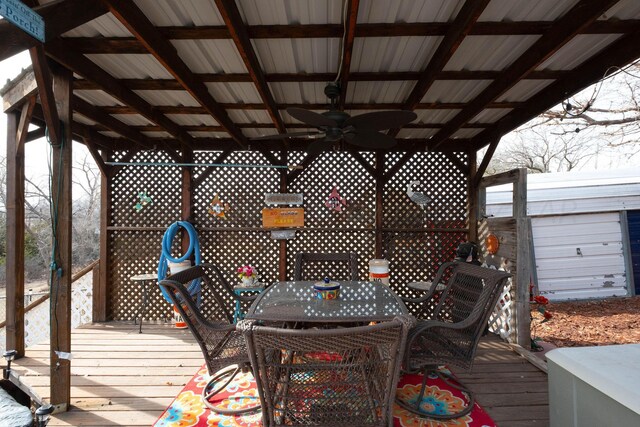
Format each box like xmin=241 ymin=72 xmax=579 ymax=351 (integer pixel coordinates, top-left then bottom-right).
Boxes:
xmin=134 ymin=191 xmax=152 ymax=212
xmin=486 ymin=233 xmax=500 ymax=255
xmin=325 ymin=186 xmax=347 ymax=212
xmin=208 ymin=194 xmax=230 ymax=219
xmin=406 ymin=180 xmax=431 ymax=210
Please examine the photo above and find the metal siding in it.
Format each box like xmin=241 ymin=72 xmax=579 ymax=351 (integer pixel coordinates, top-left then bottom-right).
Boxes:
xmin=135 ymin=0 xmax=224 ymax=26
xmin=532 ymin=213 xmax=627 ymax=300
xmin=444 ymin=35 xmax=540 ymax=71
xmin=422 ymin=80 xmax=493 ymax=103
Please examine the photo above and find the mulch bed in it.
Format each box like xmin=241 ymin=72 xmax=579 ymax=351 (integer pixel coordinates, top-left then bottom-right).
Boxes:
xmin=531 ymin=296 xmax=640 ymax=347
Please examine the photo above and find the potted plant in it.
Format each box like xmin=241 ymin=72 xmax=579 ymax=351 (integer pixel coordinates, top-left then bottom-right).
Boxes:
xmin=237 ymin=265 xmax=258 ymax=287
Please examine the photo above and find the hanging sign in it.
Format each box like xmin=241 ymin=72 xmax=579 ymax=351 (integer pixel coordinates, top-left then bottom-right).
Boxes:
xmin=325 ymin=186 xmax=347 ymax=212
xmin=265 ymin=193 xmax=303 ymax=206
xmin=0 ymin=0 xmax=45 ymax=42
xmin=262 ymin=208 xmax=304 ymax=228
xmin=270 ymin=229 xmax=296 ymax=240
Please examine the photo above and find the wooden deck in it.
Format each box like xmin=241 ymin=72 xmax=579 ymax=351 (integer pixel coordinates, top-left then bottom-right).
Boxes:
xmin=9 ymin=322 xmax=549 ymax=426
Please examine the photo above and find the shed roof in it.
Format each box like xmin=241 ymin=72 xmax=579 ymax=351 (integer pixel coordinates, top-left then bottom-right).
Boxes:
xmin=2 ymin=0 xmax=640 ymax=157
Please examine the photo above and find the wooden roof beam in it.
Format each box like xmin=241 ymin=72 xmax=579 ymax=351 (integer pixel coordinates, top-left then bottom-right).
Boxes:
xmin=429 ymin=0 xmax=620 ymax=150
xmin=337 ymin=0 xmax=360 ymax=110
xmin=214 ymin=0 xmax=286 ymax=134
xmin=102 ymin=0 xmax=247 ymax=149
xmin=468 ymin=27 xmax=640 ymax=152
xmin=72 ymin=70 xmax=568 ymax=89
xmin=127 ymin=122 xmax=490 ymax=132
xmin=73 ymin=96 xmax=156 ymax=150
xmin=29 ymin=45 xmax=62 ymax=146
xmin=44 ymin=39 xmax=194 ymax=152
xmin=0 ymin=0 xmax=108 ymax=61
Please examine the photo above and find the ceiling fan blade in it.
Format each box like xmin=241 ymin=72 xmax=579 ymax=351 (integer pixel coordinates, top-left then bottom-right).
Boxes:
xmin=344 ymin=110 xmax=417 ymax=131
xmin=251 ymin=131 xmax=322 ymax=140
xmin=286 ymin=107 xmax=337 ymax=128
xmin=305 ymin=138 xmax=332 ymax=156
xmin=345 ymin=129 xmax=397 ymax=149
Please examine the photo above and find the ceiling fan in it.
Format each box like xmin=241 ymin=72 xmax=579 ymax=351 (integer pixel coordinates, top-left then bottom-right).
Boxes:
xmin=252 ymin=82 xmax=417 ymax=151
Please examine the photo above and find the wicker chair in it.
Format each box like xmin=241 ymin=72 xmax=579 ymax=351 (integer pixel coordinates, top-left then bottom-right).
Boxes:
xmin=293 ymin=252 xmax=359 ymax=281
xmin=158 ymin=264 xmax=261 ymax=414
xmin=398 ymin=262 xmax=511 ymax=419
xmin=239 ymin=315 xmax=414 ymax=426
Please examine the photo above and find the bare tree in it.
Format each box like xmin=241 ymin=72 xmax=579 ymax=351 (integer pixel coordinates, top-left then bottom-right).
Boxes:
xmin=488 ymin=61 xmax=640 ymax=174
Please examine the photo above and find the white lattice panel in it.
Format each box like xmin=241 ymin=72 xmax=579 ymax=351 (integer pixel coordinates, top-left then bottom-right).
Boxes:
xmin=488 ymin=277 xmax=514 ymax=342
xmin=0 ymin=275 xmax=94 ymax=353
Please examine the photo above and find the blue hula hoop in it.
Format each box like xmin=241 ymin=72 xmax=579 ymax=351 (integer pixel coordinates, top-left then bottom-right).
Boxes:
xmin=158 ymin=221 xmax=202 ymax=303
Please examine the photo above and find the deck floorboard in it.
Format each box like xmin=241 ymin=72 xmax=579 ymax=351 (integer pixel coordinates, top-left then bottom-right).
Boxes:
xmin=9 ymin=322 xmax=549 ymax=426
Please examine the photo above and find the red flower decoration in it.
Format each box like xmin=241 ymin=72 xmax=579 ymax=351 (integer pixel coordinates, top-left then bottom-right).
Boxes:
xmin=543 ymin=311 xmax=553 ymax=320
xmin=534 ymin=295 xmax=549 ymax=305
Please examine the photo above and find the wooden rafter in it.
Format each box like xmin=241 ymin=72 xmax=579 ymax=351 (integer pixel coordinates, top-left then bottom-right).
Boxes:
xmin=214 ymin=0 xmax=286 ymax=134
xmin=44 ymin=39 xmax=194 ymax=151
xmin=349 ymin=150 xmax=376 ymax=178
xmin=73 ymin=96 xmax=156 ymax=150
xmin=472 ymin=137 xmax=500 ymax=188
xmin=403 ymin=0 xmax=491 ymax=111
xmin=57 ymin=19 xmax=640 ymax=54
xmin=72 ymin=70 xmax=569 ymax=88
xmin=101 ymin=0 xmax=248 ymax=149
xmin=30 ymin=45 xmax=62 ymax=145
xmin=430 ymin=0 xmax=620 ymax=150
xmin=337 ymin=0 xmax=360 ymax=110
xmin=0 ymin=0 xmax=108 ymax=61
xmin=82 ymin=137 xmax=108 ymax=177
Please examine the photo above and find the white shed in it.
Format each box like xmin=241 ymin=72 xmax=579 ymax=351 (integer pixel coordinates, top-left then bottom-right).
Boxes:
xmin=486 ymin=168 xmax=640 ymax=301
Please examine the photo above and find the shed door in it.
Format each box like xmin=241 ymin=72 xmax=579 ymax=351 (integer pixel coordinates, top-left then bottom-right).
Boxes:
xmin=532 ymin=212 xmax=627 ymax=301
xmin=628 ymin=210 xmax=640 ymax=295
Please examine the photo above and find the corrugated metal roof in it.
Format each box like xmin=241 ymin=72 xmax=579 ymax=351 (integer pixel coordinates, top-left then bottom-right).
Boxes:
xmin=252 ymin=39 xmax=340 ymax=74
xmin=172 ymin=40 xmax=248 ymax=74
xmin=166 ymin=114 xmax=220 ymax=126
xmin=62 ymin=12 xmax=131 ymax=37
xmin=468 ymin=108 xmax=512 ymax=124
xmin=188 ymin=131 xmax=229 ymax=138
xmin=397 ymin=128 xmax=438 ymax=139
xmin=414 ymin=109 xmax=461 ymax=124
xmin=444 ymin=35 xmax=540 ymax=71
xmin=268 ymin=82 xmax=330 ymax=104
xmin=75 ymin=90 xmax=123 ymax=107
xmin=537 ymin=34 xmax=622 ymax=71
xmin=346 ymin=81 xmax=416 ymax=104
xmin=496 ymin=79 xmax=555 ymax=102
xmin=86 ymin=54 xmax=173 ymax=79
xmin=357 ymin=0 xmax=463 ymax=24
xmin=133 ymin=90 xmax=199 ymax=106
xmin=479 ymin=0 xmax=579 ymax=21
xmin=73 ymin=114 xmax=96 ymax=126
xmin=601 ymin=0 xmax=640 ymax=20
xmin=205 ymin=82 xmax=263 ymax=104
xmin=422 ymin=80 xmax=493 ymax=103
xmin=238 ymin=0 xmax=343 ymax=25
xmin=110 ymin=114 xmax=152 ymax=126
xmin=135 ymin=0 xmax=224 ymax=26
xmin=451 ymin=128 xmax=484 ymax=139
xmin=352 ymin=36 xmax=442 ymax=73
xmin=227 ymin=110 xmax=273 ymax=124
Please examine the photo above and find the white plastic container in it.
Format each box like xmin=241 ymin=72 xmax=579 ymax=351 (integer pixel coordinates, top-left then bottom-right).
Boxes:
xmin=369 ymin=259 xmax=389 ymax=285
xmin=168 ymin=260 xmax=191 ymax=275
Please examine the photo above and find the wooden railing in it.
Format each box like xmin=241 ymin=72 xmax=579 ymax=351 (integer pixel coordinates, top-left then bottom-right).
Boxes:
xmin=0 ymin=259 xmax=99 ymax=329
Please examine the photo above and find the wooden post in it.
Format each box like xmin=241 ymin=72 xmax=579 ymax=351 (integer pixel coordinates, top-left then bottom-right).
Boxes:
xmin=181 ymin=149 xmax=194 ymax=254
xmin=5 ymin=99 xmax=32 ymax=356
xmin=514 ymin=168 xmax=531 ymax=348
xmin=49 ymin=63 xmax=73 ymax=410
xmin=467 ymin=150 xmax=479 ymax=242
xmin=279 ymin=151 xmax=287 ymax=281
xmin=96 ymin=149 xmax=112 ymax=322
xmin=374 ymin=152 xmax=385 ymax=258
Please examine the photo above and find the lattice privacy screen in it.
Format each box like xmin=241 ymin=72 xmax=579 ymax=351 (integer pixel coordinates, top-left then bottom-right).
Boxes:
xmin=107 ymin=150 xmax=470 ymax=321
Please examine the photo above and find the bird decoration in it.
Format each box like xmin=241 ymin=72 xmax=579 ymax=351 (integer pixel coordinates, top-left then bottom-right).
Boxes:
xmin=134 ymin=191 xmax=152 ymax=212
xmin=407 ymin=181 xmax=431 ymax=210
xmin=208 ymin=194 xmax=230 ymax=219
xmin=325 ymin=186 xmax=347 ymax=212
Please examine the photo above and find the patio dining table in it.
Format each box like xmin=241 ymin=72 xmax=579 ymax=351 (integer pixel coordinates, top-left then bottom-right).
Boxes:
xmin=244 ymin=280 xmax=409 ymax=324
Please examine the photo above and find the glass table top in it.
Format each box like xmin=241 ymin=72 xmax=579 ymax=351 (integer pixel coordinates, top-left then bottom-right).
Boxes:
xmin=246 ymin=281 xmax=408 ymax=323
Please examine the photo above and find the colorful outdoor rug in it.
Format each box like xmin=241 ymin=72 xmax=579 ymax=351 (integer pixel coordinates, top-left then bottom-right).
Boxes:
xmin=154 ymin=365 xmax=496 ymax=427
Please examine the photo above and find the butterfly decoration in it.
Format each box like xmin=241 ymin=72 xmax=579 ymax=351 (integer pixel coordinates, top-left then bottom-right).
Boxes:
xmin=325 ymin=186 xmax=347 ymax=212
xmin=134 ymin=191 xmax=152 ymax=212
xmin=208 ymin=193 xmax=230 ymax=219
